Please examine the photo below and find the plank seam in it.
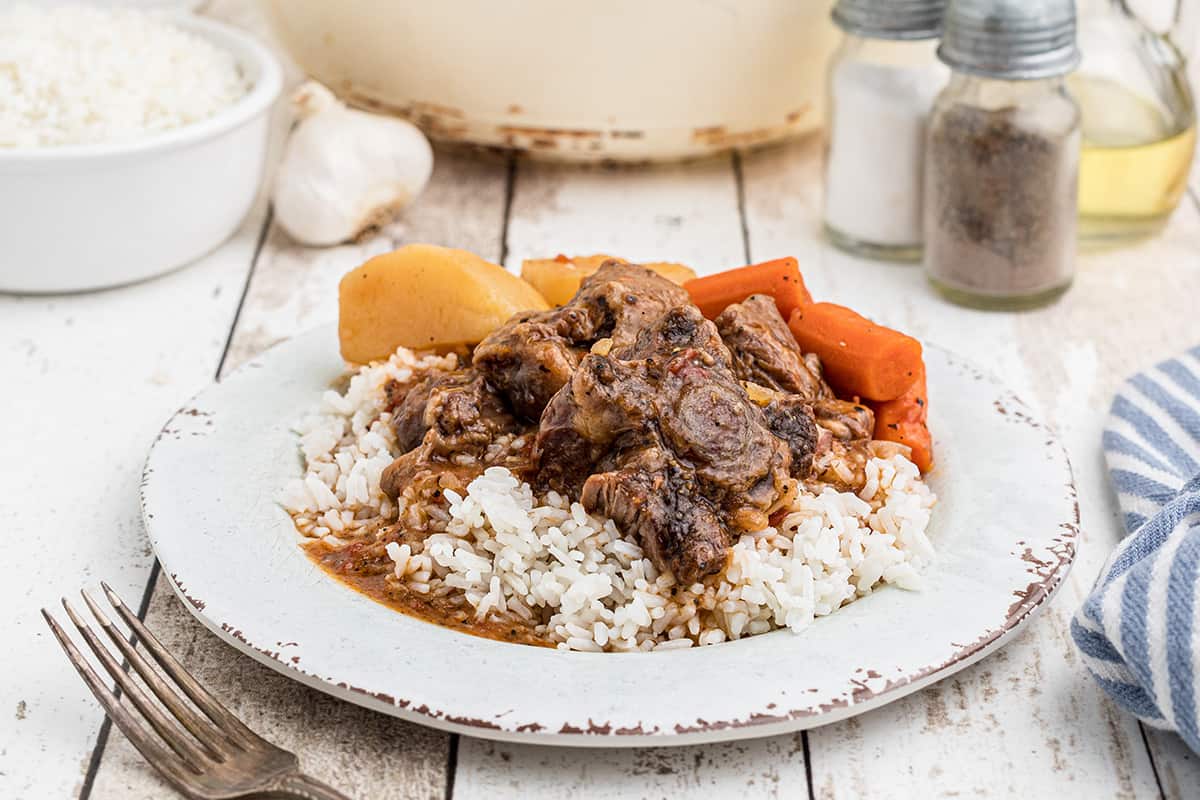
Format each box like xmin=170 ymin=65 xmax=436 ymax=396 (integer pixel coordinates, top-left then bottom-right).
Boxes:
xmin=731 ymin=150 xmax=752 ymax=264
xmin=444 ymin=732 xmax=460 ymax=800
xmin=77 ymin=207 xmax=274 ymax=800
xmin=1138 ymin=721 xmax=1168 ymax=800
xmin=801 ymin=729 xmax=816 ymax=798
xmin=498 ymin=153 xmax=518 ymax=267
xmin=216 ymin=208 xmax=275 ymax=379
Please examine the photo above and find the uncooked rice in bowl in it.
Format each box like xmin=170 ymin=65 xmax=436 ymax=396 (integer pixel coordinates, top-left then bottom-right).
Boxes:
xmin=281 ymin=346 xmax=937 ymax=652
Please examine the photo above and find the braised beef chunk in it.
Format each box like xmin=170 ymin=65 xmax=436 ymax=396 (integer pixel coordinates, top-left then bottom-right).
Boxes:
xmin=473 ymin=310 xmax=585 ymax=421
xmin=380 ymin=370 xmax=527 ymax=498
xmin=474 ymin=261 xmax=695 ymax=420
xmin=533 ymin=323 xmax=794 ymax=580
xmin=653 ymin=350 xmax=791 ymax=523
xmin=535 ymin=354 xmax=656 ymax=491
xmin=715 ymin=294 xmax=829 ymax=400
xmin=812 ymin=399 xmax=874 ymax=441
xmin=571 ymin=261 xmax=693 ymax=350
xmin=384 ymin=376 xmax=435 ymax=453
xmin=423 ymin=372 xmax=519 ymax=454
xmin=581 ymin=446 xmax=729 ymax=583
xmin=761 ymin=394 xmax=820 ymax=478
xmin=385 ymin=372 xmax=488 ymax=454
xmin=618 ymin=304 xmax=732 ymax=367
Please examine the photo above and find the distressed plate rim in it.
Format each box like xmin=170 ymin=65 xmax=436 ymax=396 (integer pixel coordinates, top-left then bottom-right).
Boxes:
xmin=142 ymin=324 xmax=1078 ymax=746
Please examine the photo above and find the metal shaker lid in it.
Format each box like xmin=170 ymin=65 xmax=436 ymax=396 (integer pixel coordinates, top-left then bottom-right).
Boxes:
xmin=938 ymin=0 xmax=1079 ymax=80
xmin=831 ymin=0 xmax=946 ymax=40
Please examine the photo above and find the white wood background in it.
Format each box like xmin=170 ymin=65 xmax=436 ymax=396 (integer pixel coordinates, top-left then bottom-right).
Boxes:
xmin=3 ymin=2 xmax=1200 ymax=797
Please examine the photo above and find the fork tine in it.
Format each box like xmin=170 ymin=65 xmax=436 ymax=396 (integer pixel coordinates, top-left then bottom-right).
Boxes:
xmin=61 ymin=598 xmax=211 ymax=771
xmin=81 ymin=590 xmax=233 ymax=760
xmin=101 ymin=581 xmax=262 ymax=748
xmin=42 ymin=608 xmax=198 ymax=793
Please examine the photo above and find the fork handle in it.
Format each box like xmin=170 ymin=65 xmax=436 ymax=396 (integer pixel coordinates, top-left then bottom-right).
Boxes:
xmin=262 ymin=771 xmax=352 ymax=800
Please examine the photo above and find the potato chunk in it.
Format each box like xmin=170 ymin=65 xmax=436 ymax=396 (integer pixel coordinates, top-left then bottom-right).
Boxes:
xmin=521 ymin=254 xmax=697 ymax=306
xmin=338 ymin=244 xmax=548 ymax=363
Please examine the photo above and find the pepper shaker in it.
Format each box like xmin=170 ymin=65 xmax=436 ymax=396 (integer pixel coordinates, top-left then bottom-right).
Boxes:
xmin=823 ymin=0 xmax=948 ymax=262
xmin=923 ymin=0 xmax=1081 ymax=310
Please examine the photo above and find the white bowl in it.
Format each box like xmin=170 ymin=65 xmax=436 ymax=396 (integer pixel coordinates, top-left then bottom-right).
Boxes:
xmin=0 ymin=15 xmax=283 ymax=294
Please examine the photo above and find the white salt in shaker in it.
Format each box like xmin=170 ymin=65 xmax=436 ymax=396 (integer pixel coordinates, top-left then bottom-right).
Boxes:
xmin=823 ymin=0 xmax=948 ymax=262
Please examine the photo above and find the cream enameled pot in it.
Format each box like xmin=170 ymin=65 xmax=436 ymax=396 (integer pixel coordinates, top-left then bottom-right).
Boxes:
xmin=263 ymin=0 xmax=838 ymax=162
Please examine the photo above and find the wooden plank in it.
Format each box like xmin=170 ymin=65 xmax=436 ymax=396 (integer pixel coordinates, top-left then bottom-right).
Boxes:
xmin=500 ymin=157 xmax=748 ymax=274
xmin=740 ymin=134 xmax=1198 ymax=798
xmin=0 ymin=202 xmax=267 ymax=800
xmin=1147 ymin=726 xmax=1200 ymax=800
xmin=453 ymin=735 xmax=811 ymax=800
xmin=84 ymin=148 xmax=511 ymax=799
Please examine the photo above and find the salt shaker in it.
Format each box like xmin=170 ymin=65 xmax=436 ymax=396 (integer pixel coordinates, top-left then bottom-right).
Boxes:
xmin=823 ymin=0 xmax=948 ymax=262
xmin=923 ymin=0 xmax=1081 ymax=309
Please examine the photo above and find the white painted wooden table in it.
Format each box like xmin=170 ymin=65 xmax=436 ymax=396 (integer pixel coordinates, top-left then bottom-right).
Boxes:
xmin=4 ymin=4 xmax=1200 ymax=798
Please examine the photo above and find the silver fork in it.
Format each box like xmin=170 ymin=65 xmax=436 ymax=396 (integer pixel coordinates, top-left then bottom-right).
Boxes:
xmin=43 ymin=582 xmax=350 ymax=800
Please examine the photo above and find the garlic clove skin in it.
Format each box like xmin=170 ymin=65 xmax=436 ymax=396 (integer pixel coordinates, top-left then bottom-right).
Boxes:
xmin=273 ymin=81 xmax=434 ymax=246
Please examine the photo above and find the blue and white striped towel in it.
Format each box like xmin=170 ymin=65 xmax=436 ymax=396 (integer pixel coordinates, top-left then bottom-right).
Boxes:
xmin=1072 ymin=345 xmax=1200 ymax=753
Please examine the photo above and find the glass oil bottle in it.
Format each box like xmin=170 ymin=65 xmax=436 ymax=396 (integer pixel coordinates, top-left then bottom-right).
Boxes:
xmin=1073 ymin=0 xmax=1197 ymax=243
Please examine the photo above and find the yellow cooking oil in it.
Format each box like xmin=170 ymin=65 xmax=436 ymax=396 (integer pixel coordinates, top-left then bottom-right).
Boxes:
xmin=1070 ymin=74 xmax=1197 ymax=242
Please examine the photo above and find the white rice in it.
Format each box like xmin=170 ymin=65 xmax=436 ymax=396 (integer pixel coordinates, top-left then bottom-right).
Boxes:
xmin=282 ymin=347 xmax=937 ymax=652
xmin=0 ymin=4 xmax=249 ymax=148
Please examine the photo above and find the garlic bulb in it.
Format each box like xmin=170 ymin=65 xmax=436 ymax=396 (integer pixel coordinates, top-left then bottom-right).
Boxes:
xmin=272 ymin=81 xmax=433 ymax=246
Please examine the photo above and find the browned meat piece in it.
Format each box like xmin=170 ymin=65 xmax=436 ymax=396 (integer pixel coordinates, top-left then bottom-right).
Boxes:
xmin=474 ymin=262 xmax=694 ymax=420
xmin=715 ymin=294 xmax=829 ymax=400
xmin=422 ymin=372 xmax=518 ymax=455
xmin=812 ymin=399 xmax=875 ymax=441
xmin=540 ymin=307 xmax=733 ymax=490
xmin=382 ymin=378 xmax=409 ymax=411
xmin=617 ymin=304 xmax=732 ymax=367
xmin=572 ymin=261 xmax=693 ymax=351
xmin=760 ymin=393 xmax=820 ymax=478
xmin=472 ymin=310 xmax=586 ymax=421
xmin=653 ymin=350 xmax=791 ymax=522
xmin=536 ymin=354 xmax=656 ymax=491
xmin=385 ymin=375 xmax=438 ymax=453
xmin=581 ymin=446 xmax=729 ymax=583
xmin=381 ymin=371 xmax=528 ymax=498
xmin=534 ymin=332 xmax=794 ymax=580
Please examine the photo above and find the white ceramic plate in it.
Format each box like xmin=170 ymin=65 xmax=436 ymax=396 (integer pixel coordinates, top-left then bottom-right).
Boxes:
xmin=142 ymin=325 xmax=1078 ymax=746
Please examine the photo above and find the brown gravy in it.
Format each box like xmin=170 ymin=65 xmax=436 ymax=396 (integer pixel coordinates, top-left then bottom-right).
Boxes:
xmin=306 ymin=541 xmax=553 ymax=648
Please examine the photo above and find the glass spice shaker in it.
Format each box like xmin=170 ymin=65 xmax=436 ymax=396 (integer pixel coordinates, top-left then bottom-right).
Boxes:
xmin=923 ymin=0 xmax=1082 ymax=310
xmin=823 ymin=0 xmax=948 ymax=262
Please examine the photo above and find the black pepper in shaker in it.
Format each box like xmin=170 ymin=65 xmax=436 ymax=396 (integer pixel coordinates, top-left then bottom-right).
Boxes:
xmin=923 ymin=0 xmax=1081 ymax=310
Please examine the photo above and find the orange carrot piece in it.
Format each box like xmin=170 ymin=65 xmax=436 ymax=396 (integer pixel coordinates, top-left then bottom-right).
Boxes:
xmin=684 ymin=257 xmax=813 ymax=320
xmin=787 ymin=303 xmax=923 ymax=402
xmin=871 ymin=368 xmax=933 ymax=472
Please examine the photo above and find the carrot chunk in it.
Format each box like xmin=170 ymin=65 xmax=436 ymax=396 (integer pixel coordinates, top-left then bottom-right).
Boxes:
xmin=786 ymin=303 xmax=923 ymax=402
xmin=870 ymin=367 xmax=933 ymax=472
xmin=684 ymin=257 xmax=813 ymax=320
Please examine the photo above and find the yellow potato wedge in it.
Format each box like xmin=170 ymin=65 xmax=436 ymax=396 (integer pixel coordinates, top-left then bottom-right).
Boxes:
xmin=338 ymin=244 xmax=548 ymax=363
xmin=521 ymin=254 xmax=697 ymax=306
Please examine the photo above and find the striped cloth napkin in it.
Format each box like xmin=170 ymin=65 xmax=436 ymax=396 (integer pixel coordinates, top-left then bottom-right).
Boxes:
xmin=1072 ymin=345 xmax=1200 ymax=753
